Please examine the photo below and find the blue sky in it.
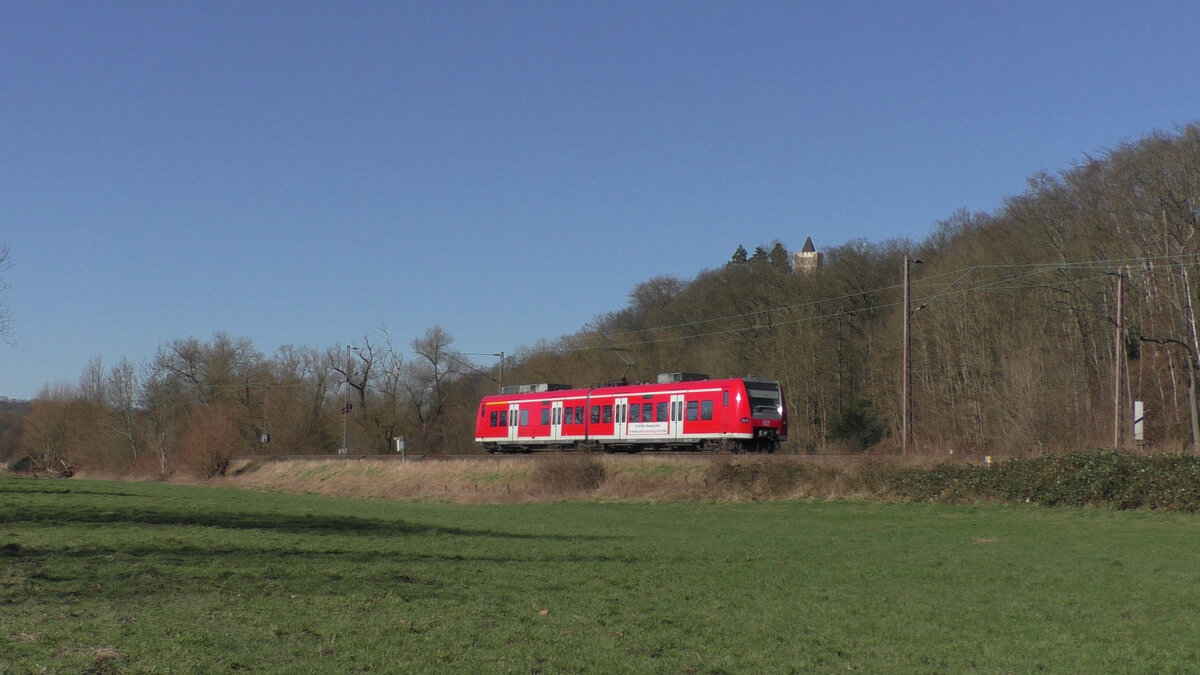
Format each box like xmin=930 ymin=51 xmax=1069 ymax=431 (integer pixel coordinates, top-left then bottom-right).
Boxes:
xmin=3 ymin=1 xmax=1200 ymax=399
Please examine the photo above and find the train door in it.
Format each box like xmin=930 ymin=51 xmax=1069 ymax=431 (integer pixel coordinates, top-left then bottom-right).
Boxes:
xmin=550 ymin=401 xmax=564 ymax=442
xmin=508 ymin=403 xmax=521 ymax=442
xmin=614 ymin=397 xmax=628 ymax=441
xmin=669 ymin=393 xmax=685 ymax=440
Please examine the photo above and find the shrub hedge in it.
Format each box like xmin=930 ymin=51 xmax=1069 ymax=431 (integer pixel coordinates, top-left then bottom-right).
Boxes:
xmin=697 ymin=450 xmax=1200 ymax=510
xmin=886 ymin=450 xmax=1200 ymax=511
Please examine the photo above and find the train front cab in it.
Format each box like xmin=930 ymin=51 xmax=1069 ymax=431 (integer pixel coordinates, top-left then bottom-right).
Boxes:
xmin=740 ymin=377 xmax=788 ymax=452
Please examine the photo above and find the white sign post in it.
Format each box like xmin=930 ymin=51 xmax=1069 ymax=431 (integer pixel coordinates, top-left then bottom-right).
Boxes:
xmin=1133 ymin=401 xmax=1144 ymax=443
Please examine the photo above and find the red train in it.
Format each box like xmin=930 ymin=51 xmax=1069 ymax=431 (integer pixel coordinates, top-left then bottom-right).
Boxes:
xmin=475 ymin=373 xmax=788 ymax=453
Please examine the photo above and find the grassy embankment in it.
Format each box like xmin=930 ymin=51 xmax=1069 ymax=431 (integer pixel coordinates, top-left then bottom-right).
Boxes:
xmin=213 ymin=450 xmax=1200 ymax=510
xmin=4 ymin=471 xmax=1200 ymax=672
xmin=212 ymin=454 xmax=916 ymax=503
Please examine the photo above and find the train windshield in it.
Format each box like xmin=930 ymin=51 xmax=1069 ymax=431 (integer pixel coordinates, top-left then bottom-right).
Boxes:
xmin=744 ymin=380 xmax=783 ymax=419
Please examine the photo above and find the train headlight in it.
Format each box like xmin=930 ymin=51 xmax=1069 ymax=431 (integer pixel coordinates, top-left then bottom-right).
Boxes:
xmin=777 ymin=405 xmax=783 ymax=415
xmin=740 ymin=417 xmax=750 ymax=424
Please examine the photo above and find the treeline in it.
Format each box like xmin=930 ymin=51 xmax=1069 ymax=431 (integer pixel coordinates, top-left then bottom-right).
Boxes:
xmin=508 ymin=123 xmax=1200 ymax=455
xmin=4 ymin=327 xmax=491 ymax=475
xmin=6 ymin=123 xmax=1200 ymax=475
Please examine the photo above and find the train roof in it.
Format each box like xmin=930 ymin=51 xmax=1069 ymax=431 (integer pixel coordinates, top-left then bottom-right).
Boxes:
xmin=499 ymin=383 xmax=572 ymax=394
xmin=484 ymin=375 xmax=781 ymax=401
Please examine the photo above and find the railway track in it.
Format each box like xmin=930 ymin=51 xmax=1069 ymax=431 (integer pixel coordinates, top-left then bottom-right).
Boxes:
xmin=232 ymin=452 xmax=997 ymax=464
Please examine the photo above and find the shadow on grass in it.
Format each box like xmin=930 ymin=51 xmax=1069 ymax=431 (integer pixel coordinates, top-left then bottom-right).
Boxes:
xmin=4 ymin=544 xmax=579 ymax=595
xmin=3 ymin=540 xmax=647 ymax=605
xmin=0 ymin=478 xmax=148 ymax=499
xmin=1 ymin=476 xmax=618 ymax=540
xmin=5 ymin=502 xmax=490 ymax=536
xmin=2 ymin=477 xmax=637 ymax=606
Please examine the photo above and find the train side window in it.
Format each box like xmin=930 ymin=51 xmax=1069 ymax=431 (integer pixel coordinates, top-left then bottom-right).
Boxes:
xmin=490 ymin=410 xmax=498 ymax=427
xmin=656 ymin=401 xmax=668 ymax=422
xmin=499 ymin=410 xmax=507 ymax=426
xmin=602 ymin=405 xmax=613 ymax=423
xmin=723 ymin=391 xmax=729 ymax=407
xmin=629 ymin=404 xmax=641 ymax=423
xmin=702 ymin=400 xmax=714 ymax=420
xmin=541 ymin=408 xmax=550 ymax=425
xmin=686 ymin=400 xmax=699 ymax=421
xmin=575 ymin=407 xmax=584 ymax=424
xmin=520 ymin=409 xmax=529 ymax=426
xmin=591 ymin=405 xmax=601 ymax=423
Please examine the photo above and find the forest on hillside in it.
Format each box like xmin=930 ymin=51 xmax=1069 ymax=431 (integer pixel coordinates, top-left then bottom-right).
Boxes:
xmin=6 ymin=123 xmax=1200 ymax=474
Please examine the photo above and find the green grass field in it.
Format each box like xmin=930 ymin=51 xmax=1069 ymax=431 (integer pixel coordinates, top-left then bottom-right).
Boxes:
xmin=4 ymin=475 xmax=1200 ymax=673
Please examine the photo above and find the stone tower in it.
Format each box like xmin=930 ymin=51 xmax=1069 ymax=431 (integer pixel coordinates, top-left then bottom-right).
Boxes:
xmin=792 ymin=236 xmax=823 ymax=274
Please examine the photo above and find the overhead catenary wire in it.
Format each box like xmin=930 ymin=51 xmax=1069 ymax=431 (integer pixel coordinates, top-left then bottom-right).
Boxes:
xmin=150 ymin=253 xmax=1200 ymax=380
xmin=556 ymin=254 xmax=1200 ymax=355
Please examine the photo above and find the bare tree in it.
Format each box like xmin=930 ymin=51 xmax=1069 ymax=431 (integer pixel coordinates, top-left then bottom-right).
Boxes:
xmin=403 ymin=325 xmax=465 ymax=448
xmin=327 ymin=338 xmax=380 ymax=453
xmin=140 ymin=367 xmax=179 ymax=474
xmin=79 ymin=356 xmax=106 ymax=404
xmin=268 ymin=345 xmax=336 ymax=454
xmin=326 ymin=329 xmax=411 ymax=454
xmin=368 ymin=328 xmax=407 ymax=453
xmin=106 ymin=357 xmax=145 ymax=463
xmin=154 ymin=333 xmax=262 ymax=406
xmin=21 ymin=388 xmax=73 ymax=470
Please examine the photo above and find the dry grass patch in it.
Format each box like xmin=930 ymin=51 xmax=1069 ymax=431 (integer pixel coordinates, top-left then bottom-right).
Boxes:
xmin=55 ymin=646 xmax=126 ymax=674
xmin=215 ymin=454 xmax=968 ymax=504
xmin=532 ymin=454 xmax=606 ymax=496
xmin=218 ymin=455 xmax=723 ymax=502
xmin=218 ymin=457 xmax=536 ymax=502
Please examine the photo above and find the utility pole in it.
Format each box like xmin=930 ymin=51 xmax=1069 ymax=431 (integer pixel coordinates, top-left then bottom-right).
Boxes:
xmin=902 ymin=255 xmax=921 ymax=455
xmin=341 ymin=345 xmax=358 ymax=455
xmin=1112 ymin=268 xmax=1126 ymax=448
xmin=466 ymin=351 xmax=507 ymax=393
xmin=261 ymin=386 xmax=270 ymax=450
xmin=496 ymin=351 xmax=504 ymax=394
